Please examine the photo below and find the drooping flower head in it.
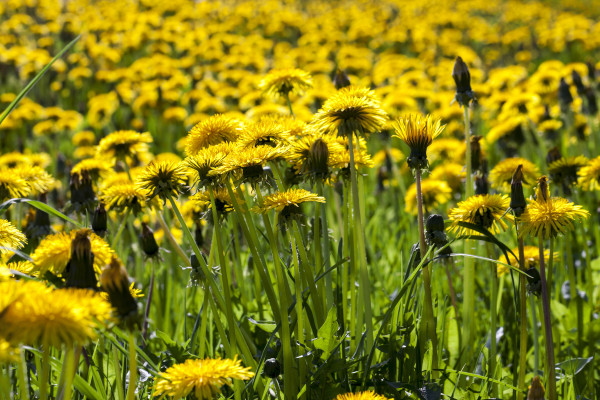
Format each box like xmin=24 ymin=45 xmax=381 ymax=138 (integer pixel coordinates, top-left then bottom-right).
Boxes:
xmin=0 ymin=219 xmax=26 ymax=255
xmin=312 ymin=86 xmax=387 ymax=137
xmin=393 ymin=114 xmax=445 ymax=171
xmin=185 ymin=115 xmax=242 ymax=156
xmin=96 ymin=130 xmax=153 ymax=162
xmin=288 ymin=131 xmax=344 ymax=182
xmin=137 ymin=161 xmax=188 ymax=202
xmin=153 ymin=356 xmax=254 ymax=400
xmin=548 ymin=155 xmax=588 ymax=195
xmin=449 ymin=194 xmax=512 ymax=235
xmin=260 ymin=68 xmax=313 ymax=97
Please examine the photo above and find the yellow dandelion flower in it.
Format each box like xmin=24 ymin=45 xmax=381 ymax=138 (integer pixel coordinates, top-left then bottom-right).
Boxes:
xmin=96 ymin=130 xmax=153 ymax=161
xmin=185 ymin=114 xmax=242 ymax=156
xmin=252 ymin=189 xmax=325 ymax=218
xmin=184 ymin=142 xmax=238 ymax=187
xmin=0 ymin=219 xmax=26 ymax=255
xmin=189 ymin=188 xmax=238 ymax=219
xmin=237 ymin=118 xmax=290 ymax=149
xmin=449 ymin=194 xmax=512 ymax=235
xmin=430 ymin=162 xmax=466 ymax=194
xmin=486 ymin=115 xmax=527 ymax=144
xmin=490 ymin=158 xmax=540 ymax=192
xmin=548 ymin=156 xmax=588 ymax=190
xmin=329 ymin=136 xmax=374 ymax=171
xmin=288 ymin=132 xmax=344 ymax=180
xmin=12 ymin=166 xmax=56 ymax=195
xmin=405 ymin=179 xmax=452 ymax=215
xmin=0 ymin=260 xmax=36 ymax=279
xmin=210 ymin=145 xmax=287 ymax=183
xmin=31 ymin=229 xmax=113 ymax=276
xmin=519 ymin=195 xmax=589 ymax=240
xmin=393 ymin=114 xmax=445 ymax=170
xmin=0 ymin=169 xmax=31 ymax=201
xmin=72 ymin=131 xmax=96 ymax=147
xmin=153 ymin=357 xmax=254 ymax=400
xmin=335 ymin=391 xmax=391 ymax=400
xmin=0 ymin=337 xmax=19 ymax=364
xmin=428 ymin=138 xmax=465 ymax=165
xmin=499 ymin=245 xmax=558 ymax=277
xmin=260 ymin=68 xmax=312 ymax=97
xmin=0 ymin=282 xmax=112 ymax=347
xmin=136 ymin=161 xmax=188 ymax=202
xmin=578 ymin=155 xmax=600 ymax=190
xmin=99 ymin=181 xmax=147 ymax=214
xmin=312 ymin=86 xmax=387 ymax=137
xmin=71 ymin=158 xmax=114 ymax=181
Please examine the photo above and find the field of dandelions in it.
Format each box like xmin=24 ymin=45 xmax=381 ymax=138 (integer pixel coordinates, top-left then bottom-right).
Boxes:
xmin=2 ymin=0 xmax=600 ymax=399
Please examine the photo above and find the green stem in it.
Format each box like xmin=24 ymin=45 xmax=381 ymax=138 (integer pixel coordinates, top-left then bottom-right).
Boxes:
xmin=59 ymin=345 xmax=77 ymax=400
xmin=17 ymin=348 xmax=30 ymax=400
xmin=316 ymin=180 xmax=333 ymax=310
xmin=285 ymin=93 xmax=294 ymax=117
xmin=112 ymin=208 xmax=131 ymax=245
xmin=126 ymin=332 xmax=137 ymax=400
xmin=488 ymin=243 xmax=498 ymax=397
xmin=156 ymin=210 xmax=190 ymax=267
xmin=517 ymin=237 xmax=528 ymax=400
xmin=538 ymin=234 xmax=557 ymax=400
xmin=462 ymin=105 xmax=475 ymax=363
xmin=415 ymin=168 xmax=438 ymax=378
xmin=288 ymin=222 xmax=306 ymax=387
xmin=112 ymin=344 xmax=125 ymax=400
xmin=39 ymin=342 xmax=50 ymax=400
xmin=347 ymin=131 xmax=374 ymax=351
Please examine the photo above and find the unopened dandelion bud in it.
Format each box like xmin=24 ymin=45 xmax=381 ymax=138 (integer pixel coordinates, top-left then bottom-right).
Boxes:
xmin=452 ymin=56 xmax=475 ymax=106
xmin=195 ymin=223 xmax=204 ymax=248
xmin=470 ymin=135 xmax=482 ymax=172
xmin=546 ymin=147 xmax=561 ymax=165
xmin=69 ymin=171 xmax=96 ymax=213
xmin=139 ymin=222 xmax=159 ymax=258
xmin=263 ymin=358 xmax=281 ymax=378
xmin=535 ymin=176 xmax=549 ymax=203
xmin=510 ymin=165 xmax=527 ymax=217
xmin=527 ymin=376 xmax=545 ymax=400
xmin=558 ymin=78 xmax=573 ymax=112
xmin=333 ymin=69 xmax=351 ymax=90
xmin=101 ymin=256 xmax=139 ymax=327
xmin=571 ymin=70 xmax=585 ymax=95
xmin=584 ymin=87 xmax=598 ymax=115
xmin=65 ymin=230 xmax=97 ymax=290
xmin=308 ymin=137 xmax=330 ymax=179
xmin=475 ymin=172 xmax=489 ymax=195
xmin=92 ymin=202 xmax=108 ymax=236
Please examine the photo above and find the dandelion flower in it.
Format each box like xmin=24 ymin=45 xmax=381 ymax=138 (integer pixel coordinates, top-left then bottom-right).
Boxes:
xmin=404 ymin=179 xmax=452 ymax=215
xmin=430 ymin=163 xmax=465 ymax=194
xmin=71 ymin=158 xmax=114 ymax=181
xmin=237 ymin=118 xmax=290 ymax=149
xmin=99 ymin=181 xmax=147 ymax=214
xmin=449 ymin=194 xmax=512 ymax=235
xmin=0 ymin=170 xmax=31 ymax=201
xmin=184 ymin=142 xmax=238 ymax=188
xmin=0 ymin=337 xmax=19 ymax=364
xmin=31 ymin=229 xmax=113 ymax=276
xmin=12 ymin=166 xmax=56 ymax=195
xmin=578 ymin=155 xmax=600 ymax=190
xmin=210 ymin=145 xmax=286 ymax=184
xmin=393 ymin=114 xmax=445 ymax=170
xmin=548 ymin=156 xmax=588 ymax=193
xmin=96 ymin=130 xmax=152 ymax=161
xmin=101 ymin=256 xmax=139 ymax=324
xmin=519 ymin=196 xmax=588 ymax=240
xmin=288 ymin=132 xmax=344 ymax=181
xmin=335 ymin=391 xmax=391 ymax=400
xmin=252 ymin=189 xmax=325 ymax=219
xmin=490 ymin=158 xmax=540 ymax=192
xmin=260 ymin=68 xmax=312 ymax=97
xmin=153 ymin=357 xmax=254 ymax=400
xmin=185 ymin=115 xmax=242 ymax=155
xmin=136 ymin=161 xmax=188 ymax=202
xmin=312 ymin=86 xmax=387 ymax=137
xmin=189 ymin=188 xmax=238 ymax=220
xmin=0 ymin=219 xmax=26 ymax=255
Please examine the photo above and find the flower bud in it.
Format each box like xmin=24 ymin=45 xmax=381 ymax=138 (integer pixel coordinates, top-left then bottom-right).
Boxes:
xmin=452 ymin=57 xmax=475 ymax=106
xmin=571 ymin=70 xmax=585 ymax=95
xmin=470 ymin=135 xmax=482 ymax=172
xmin=546 ymin=147 xmax=561 ymax=165
xmin=69 ymin=171 xmax=96 ymax=214
xmin=65 ymin=230 xmax=98 ymax=290
xmin=510 ymin=165 xmax=527 ymax=217
xmin=474 ymin=172 xmax=489 ymax=195
xmin=263 ymin=358 xmax=281 ymax=378
xmin=425 ymin=214 xmax=452 ymax=256
xmin=333 ymin=69 xmax=351 ymax=90
xmin=527 ymin=376 xmax=545 ymax=400
xmin=139 ymin=222 xmax=159 ymax=258
xmin=92 ymin=202 xmax=108 ymax=237
xmin=101 ymin=256 xmax=139 ymax=328
xmin=307 ymin=138 xmax=330 ymax=180
xmin=558 ymin=78 xmax=573 ymax=112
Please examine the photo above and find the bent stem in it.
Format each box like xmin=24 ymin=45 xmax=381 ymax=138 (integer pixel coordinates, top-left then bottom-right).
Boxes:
xmin=538 ymin=234 xmax=556 ymax=400
xmin=415 ymin=168 xmax=438 ymax=378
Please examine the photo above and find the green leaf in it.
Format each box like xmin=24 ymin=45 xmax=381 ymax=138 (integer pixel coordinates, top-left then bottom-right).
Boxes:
xmin=247 ymin=317 xmax=277 ymax=333
xmin=313 ymin=307 xmax=338 ymax=360
xmin=0 ymin=35 xmax=80 ymax=126
xmin=556 ymin=357 xmax=593 ymax=376
xmin=0 ymin=198 xmax=82 ymax=227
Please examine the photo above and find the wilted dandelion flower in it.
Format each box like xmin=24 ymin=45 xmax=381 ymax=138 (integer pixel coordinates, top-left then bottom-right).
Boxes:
xmin=335 ymin=391 xmax=391 ymax=400
xmin=252 ymin=189 xmax=325 ymax=220
xmin=527 ymin=376 xmax=545 ymax=400
xmin=404 ymin=179 xmax=452 ymax=215
xmin=0 ymin=170 xmax=31 ymax=201
xmin=137 ymin=161 xmax=188 ymax=202
xmin=185 ymin=115 xmax=242 ymax=155
xmin=393 ymin=114 xmax=445 ymax=170
xmin=96 ymin=130 xmax=152 ymax=161
xmin=312 ymin=86 xmax=387 ymax=137
xmin=153 ymin=356 xmax=254 ymax=400
xmin=0 ymin=219 xmax=26 ymax=255
xmin=578 ymin=155 xmax=600 ymax=190
xmin=449 ymin=194 xmax=512 ymax=235
xmin=490 ymin=157 xmax=540 ymax=192
xmin=260 ymin=68 xmax=312 ymax=97
xmin=31 ymin=229 xmax=113 ymax=276
xmin=0 ymin=280 xmax=112 ymax=347
xmin=99 ymin=181 xmax=147 ymax=214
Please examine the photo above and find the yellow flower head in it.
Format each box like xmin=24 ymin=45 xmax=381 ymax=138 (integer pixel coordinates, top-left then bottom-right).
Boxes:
xmin=31 ymin=229 xmax=113 ymax=276
xmin=0 ymin=337 xmax=19 ymax=364
xmin=96 ymin=130 xmax=153 ymax=161
xmin=312 ymin=86 xmax=387 ymax=137
xmin=0 ymin=169 xmax=31 ymax=201
xmin=99 ymin=181 xmax=148 ymax=214
xmin=489 ymin=157 xmax=540 ymax=192
xmin=260 ymin=68 xmax=312 ymax=97
xmin=11 ymin=166 xmax=56 ymax=195
xmin=519 ymin=195 xmax=589 ymax=240
xmin=237 ymin=118 xmax=290 ymax=149
xmin=430 ymin=162 xmax=466 ymax=194
xmin=548 ymin=156 xmax=588 ymax=192
xmin=288 ymin=132 xmax=344 ymax=181
xmin=71 ymin=158 xmax=114 ymax=181
xmin=449 ymin=194 xmax=512 ymax=235
xmin=329 ymin=136 xmax=374 ymax=173
xmin=189 ymin=188 xmax=238 ymax=220
xmin=0 ymin=280 xmax=112 ymax=348
xmin=335 ymin=391 xmax=391 ymax=400
xmin=211 ymin=145 xmax=287 ymax=184
xmin=499 ymin=245 xmax=558 ymax=276
xmin=404 ymin=179 xmax=452 ymax=215
xmin=136 ymin=161 xmax=188 ymax=202
xmin=184 ymin=142 xmax=238 ymax=188
xmin=153 ymin=356 xmax=254 ymax=400
xmin=185 ymin=115 xmax=242 ymax=156
xmin=393 ymin=114 xmax=445 ymax=170
xmin=0 ymin=219 xmax=26 ymax=255
xmin=252 ymin=189 xmax=325 ymax=220
xmin=578 ymin=155 xmax=600 ymax=190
